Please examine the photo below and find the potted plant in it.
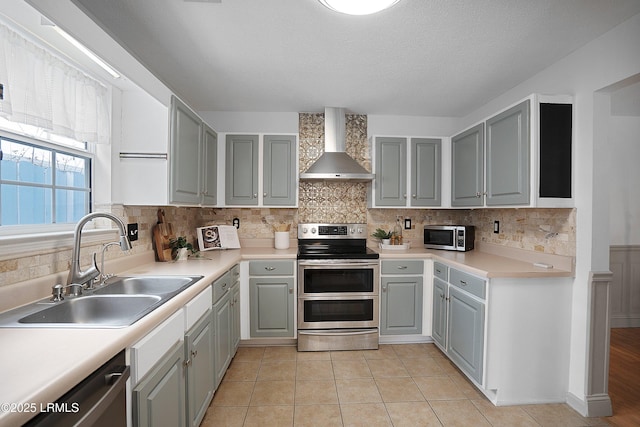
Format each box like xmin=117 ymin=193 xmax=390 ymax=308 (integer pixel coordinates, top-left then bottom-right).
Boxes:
xmin=169 ymin=236 xmax=197 ymax=261
xmin=371 ymin=228 xmax=392 ymax=245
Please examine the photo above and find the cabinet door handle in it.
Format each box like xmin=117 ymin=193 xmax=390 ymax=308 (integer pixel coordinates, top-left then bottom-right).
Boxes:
xmin=265 ymin=266 xmax=276 ymax=271
xmin=403 ymin=194 xmax=407 ymax=199
xmin=397 ymin=265 xmax=407 ymax=270
xmin=412 ymin=194 xmax=416 ymax=198
xmin=264 ymin=192 xmax=267 ymax=197
xmin=460 ymin=280 xmax=468 ymax=286
xmin=435 ymin=268 xmax=441 ymax=274
xmin=253 ymin=193 xmax=258 ymax=198
xmin=382 ymin=285 xmax=387 ymax=292
xmin=183 ymin=358 xmax=192 ymax=368
xmin=289 ymin=288 xmax=293 ymax=294
xmin=191 ymin=350 xmax=198 ymax=359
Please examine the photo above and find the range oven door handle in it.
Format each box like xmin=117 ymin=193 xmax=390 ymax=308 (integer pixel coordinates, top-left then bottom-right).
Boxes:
xmin=298 ymin=261 xmax=379 ymax=268
xmin=298 ymin=329 xmax=378 ymax=336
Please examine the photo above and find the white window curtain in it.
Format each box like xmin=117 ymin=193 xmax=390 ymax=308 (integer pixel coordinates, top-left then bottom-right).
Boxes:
xmin=0 ymin=22 xmax=110 ymax=144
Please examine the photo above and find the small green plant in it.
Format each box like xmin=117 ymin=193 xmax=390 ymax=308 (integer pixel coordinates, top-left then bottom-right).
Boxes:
xmin=169 ymin=236 xmax=197 ymax=254
xmin=371 ymin=228 xmax=392 ymax=240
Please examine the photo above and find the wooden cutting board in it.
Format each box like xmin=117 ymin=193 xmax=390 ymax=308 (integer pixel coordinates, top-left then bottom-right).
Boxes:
xmin=153 ymin=209 xmax=175 ymax=262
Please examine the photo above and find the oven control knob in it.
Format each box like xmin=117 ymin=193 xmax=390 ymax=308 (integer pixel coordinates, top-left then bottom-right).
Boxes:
xmin=302 ymin=227 xmax=308 ymax=234
xmin=357 ymin=227 xmax=364 ymax=234
xmin=311 ymin=228 xmax=316 ymax=234
xmin=350 ymin=227 xmax=355 ymax=234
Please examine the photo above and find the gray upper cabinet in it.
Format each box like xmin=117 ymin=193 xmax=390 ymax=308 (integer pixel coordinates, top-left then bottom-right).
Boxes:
xmin=169 ymin=96 xmax=217 ymax=206
xmin=451 ymin=123 xmax=484 ymax=207
xmin=201 ymin=124 xmax=218 ymax=206
xmin=225 ymin=134 xmax=297 ymax=207
xmin=170 ymin=97 xmax=201 ymax=205
xmin=225 ymin=134 xmax=259 ymax=205
xmin=263 ymin=135 xmax=296 ymax=206
xmin=375 ymin=137 xmax=407 ymax=206
xmin=486 ymin=100 xmax=530 ymax=205
xmin=373 ymin=136 xmax=442 ymax=208
xmin=411 ymin=138 xmax=441 ymax=207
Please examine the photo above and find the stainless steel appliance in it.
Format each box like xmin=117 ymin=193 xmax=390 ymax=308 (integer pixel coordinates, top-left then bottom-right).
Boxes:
xmin=24 ymin=350 xmax=129 ymax=426
xmin=297 ymin=223 xmax=380 ymax=351
xmin=423 ymin=225 xmax=475 ymax=251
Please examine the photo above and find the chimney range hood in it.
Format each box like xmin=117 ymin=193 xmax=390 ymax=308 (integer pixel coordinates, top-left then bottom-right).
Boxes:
xmin=299 ymin=107 xmax=374 ymax=182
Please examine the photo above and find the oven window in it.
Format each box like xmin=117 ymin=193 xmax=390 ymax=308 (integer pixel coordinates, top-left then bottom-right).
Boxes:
xmin=303 ymin=268 xmax=374 ymax=293
xmin=424 ymin=230 xmax=454 ymax=246
xmin=303 ymin=299 xmax=374 ymax=323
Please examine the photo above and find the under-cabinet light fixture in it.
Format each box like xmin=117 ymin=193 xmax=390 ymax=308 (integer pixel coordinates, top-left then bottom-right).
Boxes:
xmin=41 ymin=17 xmax=120 ymax=79
xmin=318 ymin=0 xmax=400 ymax=15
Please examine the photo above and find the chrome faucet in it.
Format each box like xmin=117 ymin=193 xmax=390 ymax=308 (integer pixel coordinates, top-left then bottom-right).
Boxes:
xmin=67 ymin=212 xmax=132 ymax=289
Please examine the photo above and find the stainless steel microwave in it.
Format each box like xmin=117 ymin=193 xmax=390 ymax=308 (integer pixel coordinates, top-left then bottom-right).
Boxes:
xmin=424 ymin=225 xmax=475 ymax=251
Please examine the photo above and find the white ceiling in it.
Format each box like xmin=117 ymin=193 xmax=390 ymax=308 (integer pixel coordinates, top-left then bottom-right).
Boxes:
xmin=68 ymin=0 xmax=640 ymax=116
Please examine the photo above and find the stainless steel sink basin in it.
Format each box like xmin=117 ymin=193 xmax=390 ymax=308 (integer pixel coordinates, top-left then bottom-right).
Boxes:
xmin=94 ymin=275 xmax=202 ymax=297
xmin=18 ymin=295 xmax=162 ymax=327
xmin=0 ymin=275 xmax=203 ymax=328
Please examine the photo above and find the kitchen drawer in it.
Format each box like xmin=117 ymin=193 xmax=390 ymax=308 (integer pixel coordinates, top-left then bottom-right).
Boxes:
xmin=212 ymin=270 xmax=232 ymax=303
xmin=249 ymin=260 xmax=294 ymax=276
xmin=433 ymin=262 xmax=449 ymax=281
xmin=381 ymin=260 xmax=423 ymax=275
xmin=230 ymin=264 xmax=240 ymax=283
xmin=130 ymin=309 xmax=184 ymax=385
xmin=450 ymin=268 xmax=486 ymax=299
xmin=184 ymin=286 xmax=212 ymax=331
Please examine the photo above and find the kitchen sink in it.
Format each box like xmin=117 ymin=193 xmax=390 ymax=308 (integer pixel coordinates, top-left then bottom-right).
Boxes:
xmin=18 ymin=295 xmax=162 ymax=327
xmin=93 ymin=275 xmax=202 ymax=297
xmin=0 ymin=275 xmax=203 ymax=328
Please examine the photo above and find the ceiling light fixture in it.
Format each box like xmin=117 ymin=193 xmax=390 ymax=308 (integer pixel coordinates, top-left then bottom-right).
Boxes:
xmin=318 ymin=0 xmax=400 ymax=15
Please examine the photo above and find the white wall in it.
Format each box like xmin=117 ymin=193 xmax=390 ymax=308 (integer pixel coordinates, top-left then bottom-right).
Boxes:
xmin=199 ymin=111 xmax=299 ymax=134
xmin=609 ymin=114 xmax=640 ymax=245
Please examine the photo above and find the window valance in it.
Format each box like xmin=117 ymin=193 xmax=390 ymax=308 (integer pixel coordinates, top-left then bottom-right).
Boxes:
xmin=0 ymin=21 xmax=110 ymax=144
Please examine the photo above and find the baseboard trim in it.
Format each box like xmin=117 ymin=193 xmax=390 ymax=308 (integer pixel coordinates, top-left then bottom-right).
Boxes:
xmin=566 ymin=392 xmax=612 ymax=417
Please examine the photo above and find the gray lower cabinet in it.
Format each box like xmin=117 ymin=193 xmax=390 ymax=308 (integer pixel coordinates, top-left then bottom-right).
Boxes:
xmin=212 ymin=270 xmax=233 ymax=388
xmin=185 ymin=311 xmax=214 ymax=427
xmin=447 ymin=286 xmax=485 ymax=384
xmin=249 ymin=260 xmax=295 ymax=338
xmin=432 ymin=277 xmax=448 ymax=348
xmin=431 ymin=263 xmax=486 ymax=385
xmin=380 ymin=260 xmax=423 ymax=335
xmin=230 ymin=269 xmax=241 ymax=353
xmin=133 ymin=341 xmax=186 ymax=427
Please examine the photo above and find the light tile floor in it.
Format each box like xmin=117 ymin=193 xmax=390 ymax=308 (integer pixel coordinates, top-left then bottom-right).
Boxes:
xmin=201 ymin=343 xmax=612 ymax=427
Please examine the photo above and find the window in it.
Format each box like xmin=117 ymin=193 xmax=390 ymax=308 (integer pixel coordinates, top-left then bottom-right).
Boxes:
xmin=0 ymin=134 xmax=91 ymax=226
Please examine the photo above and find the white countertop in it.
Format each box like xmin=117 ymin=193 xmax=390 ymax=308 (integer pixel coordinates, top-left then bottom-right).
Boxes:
xmin=0 ymin=243 xmax=570 ymax=425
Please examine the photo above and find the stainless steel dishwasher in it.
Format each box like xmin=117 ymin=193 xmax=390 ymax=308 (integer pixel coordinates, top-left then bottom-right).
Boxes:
xmin=24 ymin=350 xmax=130 ymax=427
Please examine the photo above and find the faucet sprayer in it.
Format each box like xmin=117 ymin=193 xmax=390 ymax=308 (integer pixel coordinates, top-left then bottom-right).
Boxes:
xmin=67 ymin=212 xmax=132 ymax=289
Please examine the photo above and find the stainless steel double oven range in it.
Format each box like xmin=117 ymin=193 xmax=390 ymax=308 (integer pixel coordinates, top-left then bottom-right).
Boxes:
xmin=297 ymin=223 xmax=380 ymax=351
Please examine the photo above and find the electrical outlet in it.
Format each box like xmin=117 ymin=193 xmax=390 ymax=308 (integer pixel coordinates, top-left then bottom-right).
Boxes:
xmin=494 ymin=220 xmax=500 ymax=234
xmin=232 ymin=218 xmax=240 ymax=229
xmin=127 ymin=223 xmax=139 ymax=241
xmin=404 ymin=218 xmax=411 ymax=230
